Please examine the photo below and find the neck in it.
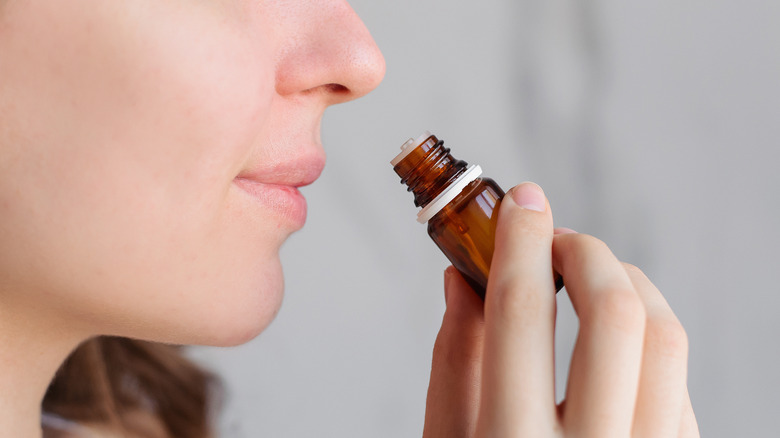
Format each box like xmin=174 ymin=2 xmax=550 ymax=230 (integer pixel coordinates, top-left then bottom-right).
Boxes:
xmin=0 ymin=298 xmax=86 ymax=438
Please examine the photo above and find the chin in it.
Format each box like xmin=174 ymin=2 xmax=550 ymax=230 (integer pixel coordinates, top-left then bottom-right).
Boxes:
xmin=161 ymin=259 xmax=287 ymax=348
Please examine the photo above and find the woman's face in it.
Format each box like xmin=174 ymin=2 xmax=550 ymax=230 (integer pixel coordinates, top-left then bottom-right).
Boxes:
xmin=0 ymin=1 xmax=384 ymax=345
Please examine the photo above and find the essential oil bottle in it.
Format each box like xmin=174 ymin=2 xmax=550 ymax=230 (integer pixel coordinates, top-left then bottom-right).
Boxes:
xmin=391 ymin=131 xmax=561 ymax=300
xmin=391 ymin=132 xmax=503 ymax=299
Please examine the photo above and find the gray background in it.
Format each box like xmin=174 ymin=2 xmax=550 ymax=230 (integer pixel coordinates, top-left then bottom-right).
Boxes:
xmin=189 ymin=1 xmax=780 ymax=436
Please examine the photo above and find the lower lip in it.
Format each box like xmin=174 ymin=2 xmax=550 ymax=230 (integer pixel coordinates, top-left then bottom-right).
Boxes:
xmin=233 ymin=178 xmax=307 ymax=229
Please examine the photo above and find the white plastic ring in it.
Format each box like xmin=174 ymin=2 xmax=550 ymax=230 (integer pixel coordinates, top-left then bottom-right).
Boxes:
xmin=417 ymin=165 xmax=483 ymax=223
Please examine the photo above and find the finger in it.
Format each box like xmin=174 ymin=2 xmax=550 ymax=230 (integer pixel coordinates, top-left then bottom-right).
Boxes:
xmin=478 ymin=182 xmax=558 ymax=436
xmin=552 ymin=233 xmax=645 ymax=438
xmin=623 ymin=263 xmax=689 ymax=438
xmin=552 ymin=228 xmax=577 ymax=291
xmin=423 ymin=267 xmax=485 ymax=438
xmin=678 ymin=387 xmax=700 ymax=437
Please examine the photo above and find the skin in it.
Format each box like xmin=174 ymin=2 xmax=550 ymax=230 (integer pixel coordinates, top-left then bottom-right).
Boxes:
xmin=0 ymin=1 xmax=698 ymax=437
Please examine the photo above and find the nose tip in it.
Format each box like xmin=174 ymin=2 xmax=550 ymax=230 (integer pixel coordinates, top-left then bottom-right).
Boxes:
xmin=273 ymin=1 xmax=386 ymax=104
xmin=338 ymin=34 xmax=386 ymax=102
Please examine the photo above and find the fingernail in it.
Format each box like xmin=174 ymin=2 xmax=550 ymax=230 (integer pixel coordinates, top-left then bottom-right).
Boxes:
xmin=510 ymin=182 xmax=546 ymax=212
xmin=554 ymin=227 xmax=578 ymax=235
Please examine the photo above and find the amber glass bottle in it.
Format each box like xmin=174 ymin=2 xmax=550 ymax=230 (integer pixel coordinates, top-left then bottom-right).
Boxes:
xmin=392 ymin=132 xmax=561 ymax=300
xmin=391 ymin=132 xmax=504 ymax=299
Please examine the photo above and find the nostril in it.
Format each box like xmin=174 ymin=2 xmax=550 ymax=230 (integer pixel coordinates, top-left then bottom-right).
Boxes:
xmin=324 ymin=83 xmax=350 ymax=95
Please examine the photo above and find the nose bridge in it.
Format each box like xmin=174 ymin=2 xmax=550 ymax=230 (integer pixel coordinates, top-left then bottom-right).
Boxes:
xmin=273 ymin=0 xmax=385 ymax=101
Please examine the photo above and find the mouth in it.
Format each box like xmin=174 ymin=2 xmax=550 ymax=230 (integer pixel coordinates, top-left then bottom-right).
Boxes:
xmin=233 ymin=151 xmax=326 ymax=229
xmin=233 ymin=178 xmax=309 ymax=229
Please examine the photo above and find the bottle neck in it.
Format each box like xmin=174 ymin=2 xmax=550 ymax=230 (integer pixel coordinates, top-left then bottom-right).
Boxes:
xmin=392 ymin=135 xmax=469 ymax=208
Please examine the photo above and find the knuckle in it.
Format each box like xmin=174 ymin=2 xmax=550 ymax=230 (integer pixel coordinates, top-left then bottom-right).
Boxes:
xmin=621 ymin=262 xmax=642 ymax=274
xmin=588 ymin=289 xmax=646 ymax=336
xmin=558 ymin=233 xmax=614 ymax=266
xmin=646 ymin=317 xmax=689 ymax=359
xmin=431 ymin=331 xmax=459 ymax=371
xmin=431 ymin=335 xmax=447 ymax=365
xmin=432 ymin=337 xmax=481 ymax=372
xmin=571 ymin=233 xmax=610 ymax=253
xmin=487 ymin=280 xmax=551 ymax=328
xmin=432 ymin=319 xmax=484 ymax=369
xmin=621 ymin=262 xmax=650 ymax=280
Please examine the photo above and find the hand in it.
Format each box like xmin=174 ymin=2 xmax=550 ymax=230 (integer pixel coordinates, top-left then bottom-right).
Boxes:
xmin=423 ymin=182 xmax=699 ymax=437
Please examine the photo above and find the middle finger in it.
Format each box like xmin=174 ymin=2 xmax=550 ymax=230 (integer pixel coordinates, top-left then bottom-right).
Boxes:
xmin=552 ymin=233 xmax=646 ymax=438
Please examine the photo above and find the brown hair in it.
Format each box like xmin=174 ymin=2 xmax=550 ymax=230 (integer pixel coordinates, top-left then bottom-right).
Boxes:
xmin=43 ymin=336 xmax=221 ymax=438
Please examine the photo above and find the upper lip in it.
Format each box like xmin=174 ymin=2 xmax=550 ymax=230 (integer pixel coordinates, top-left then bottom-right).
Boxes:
xmin=234 ymin=149 xmax=326 ymax=188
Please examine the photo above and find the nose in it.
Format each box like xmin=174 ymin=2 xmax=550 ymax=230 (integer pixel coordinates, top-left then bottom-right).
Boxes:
xmin=273 ymin=0 xmax=386 ymax=105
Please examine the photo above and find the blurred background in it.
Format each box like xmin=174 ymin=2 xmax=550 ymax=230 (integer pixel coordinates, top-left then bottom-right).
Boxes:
xmin=190 ymin=1 xmax=780 ymax=436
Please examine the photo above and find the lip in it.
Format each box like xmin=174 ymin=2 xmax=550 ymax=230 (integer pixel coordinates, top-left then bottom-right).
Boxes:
xmin=233 ymin=178 xmax=309 ymax=228
xmin=233 ymin=150 xmax=325 ymax=229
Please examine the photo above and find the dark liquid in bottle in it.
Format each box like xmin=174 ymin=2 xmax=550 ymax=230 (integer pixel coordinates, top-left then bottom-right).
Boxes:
xmin=427 ymin=178 xmax=504 ymax=300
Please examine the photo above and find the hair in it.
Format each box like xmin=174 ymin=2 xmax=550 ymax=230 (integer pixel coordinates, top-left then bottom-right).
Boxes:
xmin=42 ymin=337 xmax=221 ymax=438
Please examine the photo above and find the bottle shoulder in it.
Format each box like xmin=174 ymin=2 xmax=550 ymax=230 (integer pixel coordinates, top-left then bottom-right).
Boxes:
xmin=475 ymin=177 xmax=503 ymax=193
xmin=426 ymin=177 xmax=505 ymax=230
xmin=459 ymin=177 xmax=505 ymax=203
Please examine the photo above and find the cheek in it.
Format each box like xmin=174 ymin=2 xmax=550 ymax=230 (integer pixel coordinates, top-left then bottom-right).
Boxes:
xmin=0 ymin=2 xmax=286 ymax=343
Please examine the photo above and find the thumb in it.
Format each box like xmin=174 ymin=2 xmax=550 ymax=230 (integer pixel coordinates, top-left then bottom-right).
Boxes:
xmin=423 ymin=267 xmax=484 ymax=438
